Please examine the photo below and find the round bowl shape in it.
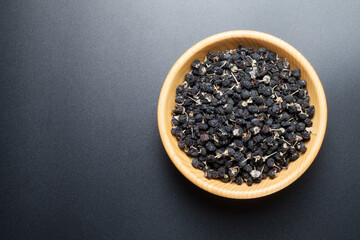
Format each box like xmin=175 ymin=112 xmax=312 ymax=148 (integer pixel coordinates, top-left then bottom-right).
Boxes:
xmin=158 ymin=31 xmax=327 ymax=199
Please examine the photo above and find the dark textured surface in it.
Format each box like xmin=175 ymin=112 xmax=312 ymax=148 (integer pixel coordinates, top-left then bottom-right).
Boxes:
xmin=0 ymin=0 xmax=359 ymax=239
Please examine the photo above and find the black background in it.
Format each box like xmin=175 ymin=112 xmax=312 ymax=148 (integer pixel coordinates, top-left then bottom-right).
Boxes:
xmin=1 ymin=1 xmax=360 ymax=239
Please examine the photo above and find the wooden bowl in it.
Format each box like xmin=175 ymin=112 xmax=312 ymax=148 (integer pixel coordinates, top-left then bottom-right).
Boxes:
xmin=158 ymin=31 xmax=327 ymax=199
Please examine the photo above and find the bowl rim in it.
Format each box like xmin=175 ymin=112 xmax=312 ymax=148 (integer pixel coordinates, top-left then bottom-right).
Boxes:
xmin=158 ymin=30 xmax=327 ymax=199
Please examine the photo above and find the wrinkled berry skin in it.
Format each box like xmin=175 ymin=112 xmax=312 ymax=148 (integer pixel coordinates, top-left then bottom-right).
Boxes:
xmin=171 ymin=46 xmax=314 ymax=186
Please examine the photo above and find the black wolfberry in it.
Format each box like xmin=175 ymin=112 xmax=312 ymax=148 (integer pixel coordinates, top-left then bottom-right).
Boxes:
xmin=171 ymin=46 xmax=314 ymax=186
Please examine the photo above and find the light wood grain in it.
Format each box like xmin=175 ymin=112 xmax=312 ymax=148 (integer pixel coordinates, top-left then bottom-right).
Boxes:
xmin=158 ymin=31 xmax=327 ymax=199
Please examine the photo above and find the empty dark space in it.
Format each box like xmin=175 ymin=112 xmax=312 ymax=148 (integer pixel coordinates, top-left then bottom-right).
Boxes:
xmin=0 ymin=1 xmax=359 ymax=239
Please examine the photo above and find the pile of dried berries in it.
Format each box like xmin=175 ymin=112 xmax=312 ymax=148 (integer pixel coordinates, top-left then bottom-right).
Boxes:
xmin=171 ymin=46 xmax=315 ymax=186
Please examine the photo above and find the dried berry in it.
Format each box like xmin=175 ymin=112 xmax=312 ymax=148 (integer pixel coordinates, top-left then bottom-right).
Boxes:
xmin=192 ymin=158 xmax=201 ymax=169
xmin=268 ymin=169 xmax=276 ymax=179
xmin=178 ymin=140 xmax=186 ymax=149
xmin=171 ymin=46 xmax=314 ymax=186
xmin=235 ymin=176 xmax=243 ymax=185
xmin=221 ymin=174 xmax=231 ymax=183
xmin=200 ymin=133 xmax=210 ymax=142
xmin=246 ymin=177 xmax=253 ymax=186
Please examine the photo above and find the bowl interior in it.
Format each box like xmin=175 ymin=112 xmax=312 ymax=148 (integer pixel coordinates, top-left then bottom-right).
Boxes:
xmin=158 ymin=31 xmax=327 ymax=199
